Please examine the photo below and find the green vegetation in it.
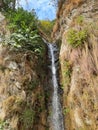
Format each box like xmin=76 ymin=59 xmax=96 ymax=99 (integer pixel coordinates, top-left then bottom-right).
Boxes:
xmin=0 ymin=0 xmax=16 ymax=11
xmin=0 ymin=2 xmax=51 ymax=130
xmin=76 ymin=15 xmax=84 ymax=24
xmin=20 ymin=108 xmax=35 ymax=129
xmin=60 ymin=83 xmax=64 ymax=89
xmin=64 ymin=61 xmax=71 ymax=77
xmin=63 ymin=107 xmax=70 ymax=115
xmin=62 ymin=61 xmax=72 ymax=88
xmin=37 ymin=94 xmax=45 ymax=113
xmin=39 ymin=20 xmax=55 ymax=37
xmin=0 ymin=120 xmax=9 ymax=130
xmin=0 ymin=120 xmax=5 ymax=130
xmin=0 ymin=7 xmax=46 ymax=58
xmin=28 ymin=80 xmax=39 ymax=90
xmin=0 ymin=1 xmax=56 ymax=44
xmin=67 ymin=29 xmax=87 ymax=47
xmin=6 ymin=8 xmax=38 ymax=31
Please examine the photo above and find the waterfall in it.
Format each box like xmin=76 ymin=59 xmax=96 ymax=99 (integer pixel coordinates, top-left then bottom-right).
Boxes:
xmin=48 ymin=43 xmax=64 ymax=130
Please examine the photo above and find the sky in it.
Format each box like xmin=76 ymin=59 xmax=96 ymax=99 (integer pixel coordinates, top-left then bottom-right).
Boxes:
xmin=19 ymin=0 xmax=56 ymax=20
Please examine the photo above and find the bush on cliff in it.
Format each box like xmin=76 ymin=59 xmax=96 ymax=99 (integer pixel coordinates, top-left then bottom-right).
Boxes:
xmin=67 ymin=28 xmax=87 ymax=47
xmin=2 ymin=7 xmax=46 ymax=57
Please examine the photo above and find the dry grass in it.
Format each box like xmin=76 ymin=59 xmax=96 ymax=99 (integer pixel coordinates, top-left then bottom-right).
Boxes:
xmin=52 ymin=20 xmax=59 ymax=38
xmin=66 ymin=0 xmax=84 ymax=11
xmin=2 ymin=96 xmax=24 ymax=116
xmin=60 ymin=15 xmax=98 ymax=129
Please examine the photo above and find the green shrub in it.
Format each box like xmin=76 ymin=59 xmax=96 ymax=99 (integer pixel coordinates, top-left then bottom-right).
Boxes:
xmin=0 ymin=0 xmax=16 ymax=11
xmin=67 ymin=29 xmax=87 ymax=47
xmin=20 ymin=108 xmax=35 ymax=129
xmin=63 ymin=108 xmax=70 ymax=115
xmin=3 ymin=7 xmax=45 ymax=57
xmin=7 ymin=8 xmax=38 ymax=32
xmin=76 ymin=15 xmax=84 ymax=24
xmin=10 ymin=29 xmax=40 ymax=48
xmin=28 ymin=80 xmax=39 ymax=90
xmin=39 ymin=20 xmax=55 ymax=37
xmin=0 ymin=120 xmax=9 ymax=130
xmin=0 ymin=121 xmax=5 ymax=130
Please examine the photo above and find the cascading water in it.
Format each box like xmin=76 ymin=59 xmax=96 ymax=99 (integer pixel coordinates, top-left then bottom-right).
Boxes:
xmin=48 ymin=43 xmax=64 ymax=130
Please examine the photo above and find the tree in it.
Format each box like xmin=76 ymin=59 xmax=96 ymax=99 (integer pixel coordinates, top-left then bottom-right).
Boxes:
xmin=0 ymin=0 xmax=4 ymax=8
xmin=12 ymin=0 xmax=16 ymax=10
xmin=0 ymin=0 xmax=16 ymax=11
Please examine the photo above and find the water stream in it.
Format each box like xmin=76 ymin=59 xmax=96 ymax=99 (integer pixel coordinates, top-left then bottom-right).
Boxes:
xmin=48 ymin=43 xmax=64 ymax=130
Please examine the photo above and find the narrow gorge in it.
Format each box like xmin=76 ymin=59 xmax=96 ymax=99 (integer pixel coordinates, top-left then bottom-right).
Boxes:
xmin=0 ymin=0 xmax=98 ymax=130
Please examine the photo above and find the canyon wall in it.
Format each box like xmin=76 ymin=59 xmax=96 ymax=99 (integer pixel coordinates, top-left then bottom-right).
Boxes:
xmin=53 ymin=0 xmax=98 ymax=130
xmin=0 ymin=13 xmax=48 ymax=130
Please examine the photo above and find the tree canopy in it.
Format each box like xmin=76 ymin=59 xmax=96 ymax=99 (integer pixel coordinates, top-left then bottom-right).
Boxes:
xmin=0 ymin=0 xmax=16 ymax=11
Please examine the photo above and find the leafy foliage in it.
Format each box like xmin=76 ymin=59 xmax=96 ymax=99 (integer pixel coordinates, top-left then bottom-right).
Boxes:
xmin=3 ymin=7 xmax=46 ymax=57
xmin=39 ymin=20 xmax=55 ymax=37
xmin=7 ymin=8 xmax=38 ymax=31
xmin=67 ymin=29 xmax=87 ymax=47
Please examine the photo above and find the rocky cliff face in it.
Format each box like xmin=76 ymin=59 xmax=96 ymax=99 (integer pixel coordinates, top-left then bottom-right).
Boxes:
xmin=53 ymin=0 xmax=98 ymax=130
xmin=0 ymin=13 xmax=48 ymax=130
